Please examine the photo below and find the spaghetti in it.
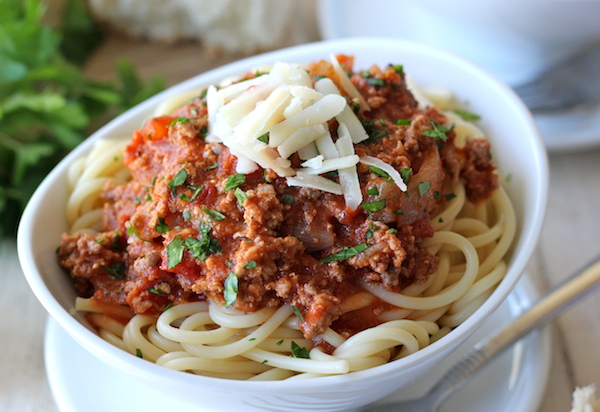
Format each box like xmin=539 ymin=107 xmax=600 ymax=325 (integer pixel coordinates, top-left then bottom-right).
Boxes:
xmin=58 ymin=56 xmax=516 ymax=380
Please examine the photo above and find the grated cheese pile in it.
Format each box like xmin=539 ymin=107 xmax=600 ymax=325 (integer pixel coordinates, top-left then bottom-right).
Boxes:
xmin=205 ymin=56 xmax=407 ymax=210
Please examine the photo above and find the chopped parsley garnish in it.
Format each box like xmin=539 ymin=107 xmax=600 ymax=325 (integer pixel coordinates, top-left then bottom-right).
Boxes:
xmin=168 ymin=117 xmax=192 ymax=127
xmin=147 ymin=286 xmax=164 ymax=295
xmin=126 ymin=224 xmax=151 ymax=242
xmin=205 ymin=163 xmax=219 ymax=171
xmin=282 ymin=193 xmax=295 ymax=205
xmin=421 ymin=120 xmax=455 ymax=142
xmin=224 ymin=173 xmax=246 ymax=191
xmin=257 ymin=132 xmax=270 ymax=144
xmin=202 ymin=207 xmax=226 ymax=221
xmin=234 ymin=187 xmax=248 ymax=206
xmin=100 ymin=261 xmax=126 ymax=280
xmin=453 ymin=109 xmax=481 ymax=121
xmin=396 ymin=118 xmax=412 ymax=126
xmin=244 ymin=260 xmax=257 ymax=269
xmin=418 ymin=181 xmax=432 ymax=197
xmin=135 ymin=348 xmax=143 ymax=358
xmin=224 ymin=272 xmax=238 ymax=308
xmin=179 ymin=184 xmax=203 ymax=202
xmin=320 ymin=243 xmax=369 ymax=263
xmin=290 ymin=341 xmax=310 ymax=359
xmin=276 ymin=339 xmax=284 ymax=346
xmin=293 ymin=306 xmax=305 ymax=322
xmin=393 ymin=209 xmax=404 ymax=215
xmin=365 ymin=222 xmax=376 ymax=239
xmin=360 ymin=71 xmax=372 ymax=78
xmin=366 ymin=187 xmax=379 ymax=196
xmin=389 ymin=228 xmax=398 ymax=234
xmin=155 ymin=217 xmax=169 ymax=233
xmin=168 ymin=168 xmax=188 ymax=195
xmin=182 ymin=210 xmax=192 ymax=221
xmin=400 ymin=167 xmax=412 ymax=185
xmin=360 ymin=199 xmax=387 ymax=213
xmin=166 ymin=236 xmax=185 ymax=269
xmin=367 ymin=166 xmax=389 ymax=179
xmin=367 ymin=78 xmax=386 ymax=87
xmin=444 ymin=193 xmax=457 ymax=201
xmin=391 ymin=64 xmax=404 ymax=75
xmin=184 ymin=221 xmax=221 ymax=261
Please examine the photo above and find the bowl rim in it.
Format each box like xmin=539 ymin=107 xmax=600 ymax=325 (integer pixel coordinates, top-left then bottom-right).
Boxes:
xmin=17 ymin=36 xmax=549 ymax=392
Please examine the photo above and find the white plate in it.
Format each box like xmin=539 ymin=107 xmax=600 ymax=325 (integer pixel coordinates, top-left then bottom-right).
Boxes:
xmin=45 ymin=273 xmax=551 ymax=412
xmin=317 ymin=0 xmax=600 ymax=153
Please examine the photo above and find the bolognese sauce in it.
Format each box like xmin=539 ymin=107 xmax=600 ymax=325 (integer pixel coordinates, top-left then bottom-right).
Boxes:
xmin=58 ymin=56 xmax=498 ymax=341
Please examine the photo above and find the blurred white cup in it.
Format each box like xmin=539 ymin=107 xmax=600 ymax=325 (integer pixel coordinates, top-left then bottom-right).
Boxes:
xmin=407 ymin=0 xmax=600 ymax=86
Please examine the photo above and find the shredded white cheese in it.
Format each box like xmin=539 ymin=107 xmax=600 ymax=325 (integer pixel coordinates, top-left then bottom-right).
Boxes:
xmin=205 ymin=60 xmax=408 ymax=210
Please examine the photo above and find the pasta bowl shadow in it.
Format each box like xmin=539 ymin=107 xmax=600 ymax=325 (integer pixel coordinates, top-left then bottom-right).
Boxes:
xmin=17 ymin=37 xmax=548 ymax=412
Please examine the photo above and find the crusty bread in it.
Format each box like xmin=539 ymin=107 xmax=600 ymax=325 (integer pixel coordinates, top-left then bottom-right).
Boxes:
xmin=571 ymin=385 xmax=600 ymax=412
xmin=87 ymin=0 xmax=314 ymax=53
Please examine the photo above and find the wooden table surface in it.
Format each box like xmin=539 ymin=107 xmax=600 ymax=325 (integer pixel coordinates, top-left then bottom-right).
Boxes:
xmin=3 ymin=7 xmax=600 ymax=411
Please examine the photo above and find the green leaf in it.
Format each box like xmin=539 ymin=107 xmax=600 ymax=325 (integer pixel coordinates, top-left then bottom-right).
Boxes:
xmin=202 ymin=207 xmax=226 ymax=221
xmin=360 ymin=199 xmax=386 ymax=213
xmin=320 ymin=243 xmax=369 ymax=263
xmin=224 ymin=173 xmax=245 ymax=191
xmin=234 ymin=187 xmax=248 ymax=206
xmin=100 ymin=261 xmax=127 ymax=280
xmin=166 ymin=236 xmax=185 ymax=270
xmin=418 ymin=181 xmax=432 ymax=197
xmin=290 ymin=341 xmax=310 ymax=359
xmin=224 ymin=272 xmax=238 ymax=308
xmin=421 ymin=120 xmax=455 ymax=142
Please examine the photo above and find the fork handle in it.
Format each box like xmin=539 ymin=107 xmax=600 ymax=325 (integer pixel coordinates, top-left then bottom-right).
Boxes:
xmin=430 ymin=256 xmax=600 ymax=407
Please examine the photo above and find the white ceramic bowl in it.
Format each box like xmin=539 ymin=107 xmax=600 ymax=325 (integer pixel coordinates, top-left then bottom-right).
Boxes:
xmin=18 ymin=37 xmax=548 ymax=412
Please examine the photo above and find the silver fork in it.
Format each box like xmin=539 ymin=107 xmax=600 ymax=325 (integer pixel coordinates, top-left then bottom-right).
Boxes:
xmin=365 ymin=256 xmax=600 ymax=412
xmin=513 ymin=42 xmax=600 ymax=113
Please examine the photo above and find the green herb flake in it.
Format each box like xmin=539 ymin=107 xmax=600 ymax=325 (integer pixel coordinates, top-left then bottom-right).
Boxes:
xmin=393 ymin=209 xmax=404 ymax=215
xmin=421 ymin=120 xmax=455 ymax=142
xmin=168 ymin=117 xmax=191 ymax=127
xmin=276 ymin=339 xmax=284 ymax=346
xmin=282 ymin=193 xmax=295 ymax=205
xmin=360 ymin=199 xmax=387 ymax=213
xmin=290 ymin=341 xmax=310 ymax=359
xmin=234 ymin=187 xmax=248 ymax=206
xmin=257 ymin=132 xmax=270 ymax=144
xmin=395 ymin=119 xmax=412 ymax=126
xmin=366 ymin=187 xmax=379 ymax=196
xmin=166 ymin=236 xmax=185 ymax=269
xmin=135 ymin=348 xmax=143 ymax=358
xmin=155 ymin=217 xmax=168 ymax=234
xmin=224 ymin=173 xmax=246 ymax=191
xmin=182 ymin=210 xmax=192 ymax=221
xmin=367 ymin=78 xmax=386 ymax=87
xmin=293 ymin=306 xmax=305 ymax=322
xmin=444 ymin=193 xmax=457 ymax=201
xmin=126 ymin=224 xmax=151 ymax=243
xmin=183 ymin=221 xmax=221 ymax=261
xmin=392 ymin=64 xmax=404 ymax=75
xmin=418 ymin=181 xmax=432 ymax=197
xmin=224 ymin=272 xmax=238 ymax=308
xmin=389 ymin=228 xmax=398 ymax=234
xmin=320 ymin=243 xmax=369 ymax=263
xmin=100 ymin=261 xmax=126 ymax=280
xmin=168 ymin=168 xmax=188 ymax=194
xmin=180 ymin=184 xmax=203 ymax=202
xmin=453 ymin=109 xmax=481 ymax=121
xmin=202 ymin=207 xmax=226 ymax=221
xmin=147 ymin=286 xmax=164 ymax=295
xmin=244 ymin=260 xmax=257 ymax=269
xmin=400 ymin=167 xmax=412 ymax=185
xmin=205 ymin=163 xmax=219 ymax=171
xmin=367 ymin=166 xmax=389 ymax=179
